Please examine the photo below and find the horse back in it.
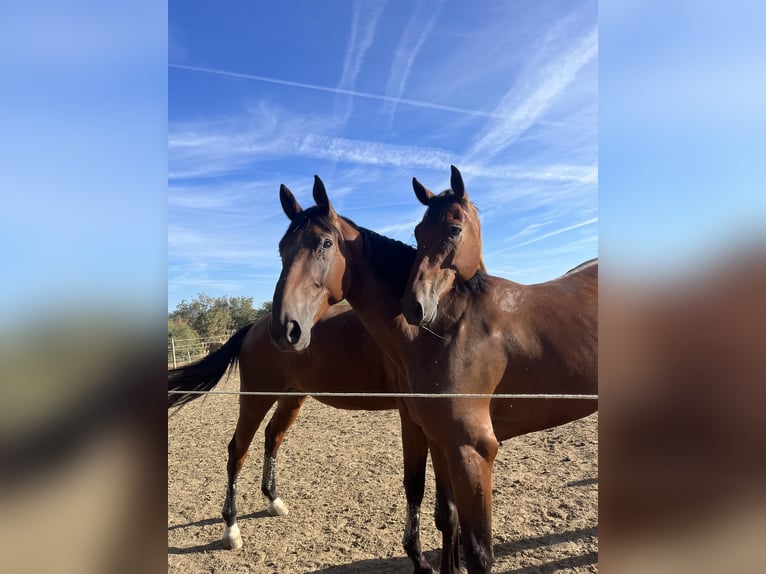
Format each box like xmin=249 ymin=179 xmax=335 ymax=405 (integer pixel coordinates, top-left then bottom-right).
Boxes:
xmin=481 ymin=268 xmax=597 ymax=394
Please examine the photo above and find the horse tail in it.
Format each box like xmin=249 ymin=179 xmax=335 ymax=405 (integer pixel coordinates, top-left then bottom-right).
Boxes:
xmin=168 ymin=324 xmax=253 ymax=409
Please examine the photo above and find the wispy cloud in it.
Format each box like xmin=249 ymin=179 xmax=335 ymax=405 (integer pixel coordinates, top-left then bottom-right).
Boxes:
xmin=491 ymin=217 xmax=598 ymax=255
xmin=168 ymin=102 xmax=332 ymax=180
xmin=383 ymin=0 xmax=444 ymax=122
xmin=464 ymin=25 xmax=598 ymax=162
xmin=462 ymin=162 xmax=598 ymax=185
xmin=504 ymin=221 xmax=548 ymax=241
xmin=169 ymin=180 xmax=277 ymax=210
xmin=513 ymin=217 xmax=598 ymax=248
xmin=335 ymin=0 xmax=388 ymax=121
xmin=486 ymin=233 xmax=598 ymax=283
xmin=374 ymin=207 xmax=427 ymax=239
xmin=170 ymin=105 xmax=597 ymax=185
xmin=295 ymin=134 xmax=455 ymax=169
xmin=168 ymin=228 xmax=270 ymax=261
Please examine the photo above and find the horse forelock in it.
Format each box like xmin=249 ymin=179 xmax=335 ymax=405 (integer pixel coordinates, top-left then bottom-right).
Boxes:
xmin=424 ymin=191 xmax=478 ymax=223
xmin=280 ymin=207 xmax=342 ymax=252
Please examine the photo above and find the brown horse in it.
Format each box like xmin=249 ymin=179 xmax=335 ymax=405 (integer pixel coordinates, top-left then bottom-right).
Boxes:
xmin=268 ymin=173 xmax=597 ymax=573
xmin=401 ymin=165 xmax=598 ymax=570
xmin=169 ymin=305 xmax=433 ymax=572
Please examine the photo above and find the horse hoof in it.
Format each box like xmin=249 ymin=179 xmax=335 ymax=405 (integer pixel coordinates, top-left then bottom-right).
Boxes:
xmin=267 ymin=497 xmax=289 ymax=517
xmin=223 ymin=524 xmax=243 ymax=550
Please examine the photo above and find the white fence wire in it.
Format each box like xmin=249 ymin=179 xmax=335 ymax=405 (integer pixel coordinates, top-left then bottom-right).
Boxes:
xmin=167 ymin=334 xmax=598 ymax=400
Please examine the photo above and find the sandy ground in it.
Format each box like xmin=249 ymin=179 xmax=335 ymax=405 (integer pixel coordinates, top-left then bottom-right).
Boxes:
xmin=168 ymin=371 xmax=597 ymax=573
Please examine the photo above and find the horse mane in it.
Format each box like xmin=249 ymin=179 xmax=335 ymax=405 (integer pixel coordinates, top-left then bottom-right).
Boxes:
xmin=341 ymin=217 xmax=417 ymax=299
xmin=456 ymin=270 xmax=489 ymax=295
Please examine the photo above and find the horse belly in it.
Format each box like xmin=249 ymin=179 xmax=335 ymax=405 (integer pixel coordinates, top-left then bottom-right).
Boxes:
xmin=490 ymin=398 xmax=597 ymax=440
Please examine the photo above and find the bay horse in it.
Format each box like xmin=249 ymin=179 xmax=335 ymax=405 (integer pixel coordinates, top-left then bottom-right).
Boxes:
xmin=268 ymin=173 xmax=597 ymax=573
xmin=168 ymin=305 xmax=434 ymax=572
xmin=401 ymin=165 xmax=598 ymax=569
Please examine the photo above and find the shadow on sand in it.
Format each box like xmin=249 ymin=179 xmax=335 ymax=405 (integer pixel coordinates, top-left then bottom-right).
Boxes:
xmin=169 ymin=519 xmax=597 ymax=572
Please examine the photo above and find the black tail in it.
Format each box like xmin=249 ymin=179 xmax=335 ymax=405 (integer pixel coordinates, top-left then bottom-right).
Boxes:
xmin=168 ymin=324 xmax=254 ymax=409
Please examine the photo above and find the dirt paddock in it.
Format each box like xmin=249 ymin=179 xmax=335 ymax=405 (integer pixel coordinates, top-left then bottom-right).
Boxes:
xmin=168 ymin=371 xmax=598 ymax=573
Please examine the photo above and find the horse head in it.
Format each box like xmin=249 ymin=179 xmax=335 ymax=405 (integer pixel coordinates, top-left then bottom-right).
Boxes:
xmin=269 ymin=176 xmax=351 ymax=351
xmin=402 ymin=165 xmax=485 ymax=327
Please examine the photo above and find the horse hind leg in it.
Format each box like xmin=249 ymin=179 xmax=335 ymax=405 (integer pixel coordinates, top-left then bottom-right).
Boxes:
xmin=261 ymin=395 xmax=306 ymax=516
xmin=221 ymin=398 xmax=275 ymax=549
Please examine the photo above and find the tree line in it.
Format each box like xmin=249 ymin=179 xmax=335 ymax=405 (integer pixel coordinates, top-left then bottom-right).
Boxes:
xmin=168 ymin=293 xmax=273 ymax=346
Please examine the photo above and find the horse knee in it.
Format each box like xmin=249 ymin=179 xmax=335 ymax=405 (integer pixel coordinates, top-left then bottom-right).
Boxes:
xmin=475 ymin=433 xmax=498 ymax=463
xmin=434 ymin=497 xmax=457 ymax=534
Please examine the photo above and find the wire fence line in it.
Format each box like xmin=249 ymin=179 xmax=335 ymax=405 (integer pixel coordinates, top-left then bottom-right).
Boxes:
xmin=169 ymin=333 xmax=234 ymax=344
xmin=167 ymin=389 xmax=598 ymax=400
xmin=167 ymin=334 xmax=598 ymax=399
xmin=168 ymin=332 xmax=233 ymax=368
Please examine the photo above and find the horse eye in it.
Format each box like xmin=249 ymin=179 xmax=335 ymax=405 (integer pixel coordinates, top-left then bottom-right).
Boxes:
xmin=322 ymin=238 xmax=333 ymax=249
xmin=448 ymin=225 xmax=462 ymax=238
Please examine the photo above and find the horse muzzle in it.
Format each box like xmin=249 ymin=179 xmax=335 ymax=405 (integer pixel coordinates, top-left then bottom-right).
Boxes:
xmin=268 ymin=315 xmax=310 ymax=352
xmin=401 ymin=294 xmax=437 ymax=328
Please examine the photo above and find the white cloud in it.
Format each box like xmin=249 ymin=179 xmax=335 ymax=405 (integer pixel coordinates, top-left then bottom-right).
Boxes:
xmin=465 ymin=26 xmax=598 ymax=162
xmin=487 ymin=217 xmax=598 ymax=258
xmin=336 ymin=0 xmax=388 ymax=121
xmin=383 ymin=0 xmax=444 ymax=122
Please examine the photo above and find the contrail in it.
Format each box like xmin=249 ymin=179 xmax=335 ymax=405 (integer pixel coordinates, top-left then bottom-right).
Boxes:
xmin=511 ymin=217 xmax=598 ymax=248
xmin=169 ymin=63 xmax=507 ymax=119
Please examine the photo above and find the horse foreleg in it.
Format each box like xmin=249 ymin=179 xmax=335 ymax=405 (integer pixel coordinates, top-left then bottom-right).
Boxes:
xmin=221 ymin=398 xmax=274 ymax=549
xmin=399 ymin=409 xmax=434 ymax=574
xmin=261 ymin=395 xmax=306 ymax=516
xmin=430 ymin=446 xmax=460 ymax=574
xmin=446 ymin=434 xmax=498 ymax=574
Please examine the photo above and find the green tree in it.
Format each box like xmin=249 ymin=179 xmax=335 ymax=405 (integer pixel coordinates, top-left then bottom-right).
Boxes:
xmin=168 ymin=316 xmax=198 ymax=341
xmin=196 ymin=300 xmax=232 ymax=339
xmin=228 ymin=296 xmax=262 ymax=330
xmin=169 ymin=293 xmax=274 ymax=338
xmin=253 ymin=300 xmax=273 ymax=321
xmin=170 ymin=294 xmax=213 ymax=334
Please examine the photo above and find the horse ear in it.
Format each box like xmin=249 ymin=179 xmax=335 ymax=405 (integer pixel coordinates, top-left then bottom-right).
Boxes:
xmin=280 ymin=184 xmax=303 ymax=221
xmin=412 ymin=177 xmax=434 ymax=206
xmin=450 ymin=165 xmax=465 ymax=200
xmin=313 ymin=175 xmax=336 ymax=218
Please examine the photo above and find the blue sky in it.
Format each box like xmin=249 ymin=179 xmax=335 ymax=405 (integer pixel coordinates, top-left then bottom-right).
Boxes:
xmin=168 ymin=1 xmax=598 ymax=311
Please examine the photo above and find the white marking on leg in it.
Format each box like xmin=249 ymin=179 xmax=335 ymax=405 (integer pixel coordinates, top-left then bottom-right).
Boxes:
xmin=223 ymin=522 xmax=243 ymax=550
xmin=266 ymin=496 xmax=289 ymax=517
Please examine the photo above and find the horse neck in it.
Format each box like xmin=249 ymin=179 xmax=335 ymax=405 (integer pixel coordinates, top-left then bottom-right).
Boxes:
xmin=338 ymin=219 xmax=417 ymax=364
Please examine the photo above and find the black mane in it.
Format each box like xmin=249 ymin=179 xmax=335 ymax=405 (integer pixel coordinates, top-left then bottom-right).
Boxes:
xmin=456 ymin=270 xmax=488 ymax=295
xmin=342 ymin=217 xmax=417 ymax=299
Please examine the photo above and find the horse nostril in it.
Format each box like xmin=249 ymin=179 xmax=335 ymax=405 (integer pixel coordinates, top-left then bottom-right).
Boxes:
xmin=286 ymin=320 xmax=302 ymax=345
